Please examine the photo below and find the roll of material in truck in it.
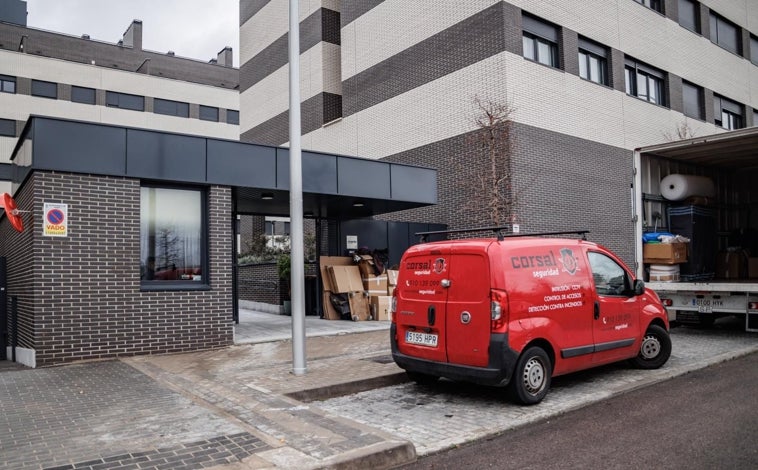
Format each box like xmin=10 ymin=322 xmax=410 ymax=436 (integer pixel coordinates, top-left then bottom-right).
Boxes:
xmin=659 ymin=174 xmax=715 ymax=201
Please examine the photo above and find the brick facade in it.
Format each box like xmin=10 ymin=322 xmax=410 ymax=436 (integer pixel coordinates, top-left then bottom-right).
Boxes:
xmin=0 ymin=172 xmax=234 ymax=367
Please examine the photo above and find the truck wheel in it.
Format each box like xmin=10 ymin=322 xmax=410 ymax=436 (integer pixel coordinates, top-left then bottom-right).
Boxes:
xmin=508 ymin=347 xmax=551 ymax=405
xmin=630 ymin=324 xmax=671 ymax=369
xmin=406 ymin=371 xmax=439 ymax=386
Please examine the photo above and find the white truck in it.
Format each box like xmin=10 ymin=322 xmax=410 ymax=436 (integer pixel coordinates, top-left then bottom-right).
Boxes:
xmin=633 ymin=127 xmax=758 ymax=333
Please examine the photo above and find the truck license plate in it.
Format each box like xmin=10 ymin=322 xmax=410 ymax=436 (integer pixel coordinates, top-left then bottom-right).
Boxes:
xmin=406 ymin=331 xmax=438 ymax=347
xmin=695 ymin=299 xmax=712 ymax=313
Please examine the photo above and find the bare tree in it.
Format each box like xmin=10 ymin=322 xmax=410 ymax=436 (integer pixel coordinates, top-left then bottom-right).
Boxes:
xmin=662 ymin=118 xmax=696 ymax=142
xmin=457 ymin=96 xmax=517 ymax=227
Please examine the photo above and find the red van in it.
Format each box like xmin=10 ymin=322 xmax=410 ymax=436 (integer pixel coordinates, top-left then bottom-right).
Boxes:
xmin=390 ymin=230 xmax=671 ymax=405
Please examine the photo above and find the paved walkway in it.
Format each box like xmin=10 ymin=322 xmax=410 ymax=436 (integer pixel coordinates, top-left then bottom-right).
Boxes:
xmin=0 ymin=311 xmax=756 ymax=470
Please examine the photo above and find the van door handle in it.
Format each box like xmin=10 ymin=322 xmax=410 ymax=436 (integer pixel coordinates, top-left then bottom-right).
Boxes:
xmin=428 ymin=305 xmax=436 ymax=326
xmin=594 ymin=301 xmax=600 ymax=320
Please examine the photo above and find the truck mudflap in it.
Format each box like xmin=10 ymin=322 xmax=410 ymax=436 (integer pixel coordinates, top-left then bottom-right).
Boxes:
xmin=390 ymin=324 xmax=519 ymax=386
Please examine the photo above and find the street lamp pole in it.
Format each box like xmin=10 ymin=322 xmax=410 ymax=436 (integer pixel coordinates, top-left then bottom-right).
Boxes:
xmin=288 ymin=0 xmax=307 ymax=375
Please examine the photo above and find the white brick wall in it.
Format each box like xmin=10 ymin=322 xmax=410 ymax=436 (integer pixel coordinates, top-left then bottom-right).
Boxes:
xmin=240 ymin=0 xmax=338 ymax=65
xmin=301 ymin=50 xmax=730 ymax=158
xmin=0 ymin=50 xmax=239 ymax=140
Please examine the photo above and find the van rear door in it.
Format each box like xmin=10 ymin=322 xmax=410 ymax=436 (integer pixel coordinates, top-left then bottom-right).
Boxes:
xmin=395 ymin=247 xmax=451 ymax=363
xmin=444 ymin=246 xmax=491 ymax=367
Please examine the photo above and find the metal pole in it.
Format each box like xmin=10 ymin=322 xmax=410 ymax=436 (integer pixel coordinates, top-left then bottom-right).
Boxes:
xmin=289 ymin=0 xmax=307 ymax=375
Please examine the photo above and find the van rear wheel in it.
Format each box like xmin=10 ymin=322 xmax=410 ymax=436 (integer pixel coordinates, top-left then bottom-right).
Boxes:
xmin=508 ymin=347 xmax=551 ymax=405
xmin=406 ymin=371 xmax=439 ymax=386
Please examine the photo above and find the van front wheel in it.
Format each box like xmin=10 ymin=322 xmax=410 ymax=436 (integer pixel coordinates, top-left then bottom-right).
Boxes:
xmin=630 ymin=324 xmax=671 ymax=369
xmin=508 ymin=347 xmax=551 ymax=405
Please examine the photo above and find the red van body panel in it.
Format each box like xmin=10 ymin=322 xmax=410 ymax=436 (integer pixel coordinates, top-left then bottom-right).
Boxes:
xmin=391 ymin=236 xmax=670 ymax=389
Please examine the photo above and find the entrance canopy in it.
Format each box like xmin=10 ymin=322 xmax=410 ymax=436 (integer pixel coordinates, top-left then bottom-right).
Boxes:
xmin=10 ymin=116 xmax=437 ymax=219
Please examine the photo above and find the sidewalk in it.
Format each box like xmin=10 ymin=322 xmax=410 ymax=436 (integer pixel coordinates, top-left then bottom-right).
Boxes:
xmin=1 ymin=312 xmax=756 ymax=470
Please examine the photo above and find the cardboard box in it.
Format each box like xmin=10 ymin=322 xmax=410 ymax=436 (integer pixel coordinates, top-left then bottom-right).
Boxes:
xmin=370 ymin=295 xmax=392 ymax=321
xmin=319 ymin=256 xmax=353 ymax=291
xmin=387 ymin=285 xmax=395 ymax=297
xmin=322 ymin=291 xmax=343 ymax=320
xmin=363 ymin=274 xmax=389 ymax=295
xmin=750 ymin=258 xmax=758 ymax=278
xmin=348 ymin=292 xmax=371 ymax=321
xmin=716 ymin=251 xmax=747 ymax=279
xmin=356 ymin=254 xmax=381 ymax=278
xmin=386 ymin=269 xmax=399 ymax=286
xmin=643 ymin=242 xmax=688 ymax=264
xmin=328 ymin=265 xmax=363 ymax=293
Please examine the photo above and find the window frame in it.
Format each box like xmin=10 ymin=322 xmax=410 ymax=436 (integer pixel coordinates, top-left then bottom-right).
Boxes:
xmin=139 ymin=183 xmax=209 ymax=290
xmin=226 ymin=109 xmax=240 ymax=125
xmin=106 ymin=91 xmax=145 ymax=111
xmin=678 ymin=0 xmax=700 ymax=34
xmin=0 ymin=74 xmax=16 ymax=94
xmin=0 ymin=118 xmax=16 ymax=137
xmin=633 ymin=0 xmax=663 ymax=14
xmin=71 ymin=86 xmax=96 ymax=105
xmin=154 ymin=98 xmax=190 ymax=118
xmin=578 ymin=37 xmax=609 ymax=85
xmin=31 ymin=79 xmax=57 ymax=99
xmin=199 ymin=105 xmax=219 ymax=122
xmin=751 ymin=35 xmax=758 ymax=66
xmin=624 ymin=58 xmax=666 ymax=106
xmin=714 ymin=95 xmax=743 ymax=130
xmin=709 ymin=12 xmax=741 ymax=55
xmin=522 ymin=14 xmax=560 ymax=69
xmin=682 ymin=81 xmax=704 ymax=120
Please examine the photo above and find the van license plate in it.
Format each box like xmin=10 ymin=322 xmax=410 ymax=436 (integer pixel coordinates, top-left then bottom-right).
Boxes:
xmin=406 ymin=331 xmax=438 ymax=347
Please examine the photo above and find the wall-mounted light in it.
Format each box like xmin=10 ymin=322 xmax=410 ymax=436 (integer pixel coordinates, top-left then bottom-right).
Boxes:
xmin=353 ymin=201 xmax=364 ymax=207
xmin=261 ymin=192 xmax=274 ymax=200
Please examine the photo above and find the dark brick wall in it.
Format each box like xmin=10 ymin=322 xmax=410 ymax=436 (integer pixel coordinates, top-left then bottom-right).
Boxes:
xmin=378 ymin=123 xmax=635 ymax=267
xmin=1 ymin=172 xmax=234 ymax=367
xmin=0 ymin=23 xmax=238 ymax=89
xmin=237 ymin=263 xmax=280 ymax=304
xmin=0 ymin=173 xmax=35 ymax=352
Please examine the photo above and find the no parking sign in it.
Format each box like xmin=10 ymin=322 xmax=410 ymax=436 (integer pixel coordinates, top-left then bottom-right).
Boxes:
xmin=43 ymin=202 xmax=68 ymax=237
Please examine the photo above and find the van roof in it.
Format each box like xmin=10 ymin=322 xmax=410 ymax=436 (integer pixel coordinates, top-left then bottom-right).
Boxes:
xmin=405 ymin=236 xmax=598 ymax=254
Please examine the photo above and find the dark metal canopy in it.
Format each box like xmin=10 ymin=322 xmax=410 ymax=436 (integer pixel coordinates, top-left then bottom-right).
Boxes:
xmin=10 ymin=116 xmax=437 ymax=219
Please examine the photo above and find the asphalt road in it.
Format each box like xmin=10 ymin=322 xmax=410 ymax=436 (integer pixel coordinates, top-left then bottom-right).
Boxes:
xmin=402 ymin=350 xmax=758 ymax=470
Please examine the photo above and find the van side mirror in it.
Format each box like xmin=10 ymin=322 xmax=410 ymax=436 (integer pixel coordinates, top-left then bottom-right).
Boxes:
xmin=633 ymin=279 xmax=645 ymax=296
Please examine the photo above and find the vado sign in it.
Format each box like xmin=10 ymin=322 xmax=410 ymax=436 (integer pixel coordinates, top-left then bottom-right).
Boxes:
xmin=43 ymin=202 xmax=68 ymax=237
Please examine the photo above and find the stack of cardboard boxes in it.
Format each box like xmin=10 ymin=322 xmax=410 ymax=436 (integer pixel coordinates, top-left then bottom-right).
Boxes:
xmin=320 ymin=256 xmax=397 ymax=321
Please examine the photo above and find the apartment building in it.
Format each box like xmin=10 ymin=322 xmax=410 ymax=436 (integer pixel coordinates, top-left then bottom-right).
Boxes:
xmin=239 ymin=0 xmax=758 ymax=264
xmin=0 ymin=0 xmax=241 ymax=195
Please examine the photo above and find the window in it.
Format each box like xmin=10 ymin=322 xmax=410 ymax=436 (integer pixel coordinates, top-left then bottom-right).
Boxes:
xmin=625 ymin=58 xmax=666 ymax=106
xmin=678 ymin=0 xmax=700 ymax=33
xmin=709 ymin=13 xmax=741 ymax=55
xmin=634 ymin=0 xmax=663 ymax=13
xmin=714 ymin=95 xmax=743 ymax=130
xmin=578 ymin=37 xmax=608 ymax=85
xmin=0 ymin=119 xmax=15 ymax=137
xmin=753 ymin=109 xmax=758 ymax=128
xmin=751 ymin=35 xmax=758 ymax=66
xmin=106 ymin=91 xmax=145 ymax=111
xmin=154 ymin=98 xmax=189 ymax=117
xmin=199 ymin=105 xmax=219 ymax=122
xmin=226 ymin=109 xmax=239 ymax=125
xmin=682 ymin=81 xmax=704 ymax=120
xmin=522 ymin=14 xmax=559 ymax=68
xmin=31 ymin=80 xmax=57 ymax=99
xmin=71 ymin=86 xmax=96 ymax=105
xmin=588 ymin=252 xmax=631 ymax=296
xmin=140 ymin=186 xmax=206 ymax=284
xmin=0 ymin=75 xmax=15 ymax=94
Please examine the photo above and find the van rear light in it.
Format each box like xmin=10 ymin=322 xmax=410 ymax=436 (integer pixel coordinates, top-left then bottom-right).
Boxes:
xmin=390 ymin=291 xmax=398 ymax=324
xmin=490 ymin=289 xmax=508 ymax=332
